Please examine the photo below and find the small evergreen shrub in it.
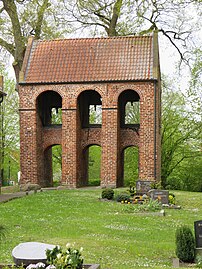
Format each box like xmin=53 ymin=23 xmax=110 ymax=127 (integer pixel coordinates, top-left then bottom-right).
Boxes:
xmin=175 ymin=226 xmax=195 ymax=263
xmin=116 ymin=193 xmax=131 ymax=203
xmin=101 ymin=188 xmax=114 ymax=200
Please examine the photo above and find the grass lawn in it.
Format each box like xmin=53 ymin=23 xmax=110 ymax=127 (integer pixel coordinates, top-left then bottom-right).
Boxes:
xmin=0 ymin=188 xmax=202 ymax=269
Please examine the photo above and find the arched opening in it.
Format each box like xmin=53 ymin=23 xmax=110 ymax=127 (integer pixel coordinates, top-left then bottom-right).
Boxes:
xmin=88 ymin=145 xmax=101 ymax=186
xmin=44 ymin=144 xmax=62 ymax=187
xmin=122 ymin=146 xmax=139 ymax=187
xmin=78 ymin=90 xmax=102 ymax=128
xmin=118 ymin=90 xmax=140 ymax=129
xmin=52 ymin=145 xmax=62 ymax=186
xmin=82 ymin=145 xmax=101 ymax=186
xmin=37 ymin=91 xmax=62 ymax=126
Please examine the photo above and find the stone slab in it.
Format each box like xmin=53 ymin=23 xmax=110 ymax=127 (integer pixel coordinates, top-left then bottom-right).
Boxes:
xmin=136 ymin=180 xmax=152 ymax=194
xmin=195 ymin=248 xmax=202 ymax=257
xmin=149 ymin=189 xmax=169 ymax=204
xmin=194 ymin=220 xmax=202 ymax=248
xmin=12 ymin=242 xmax=56 ymax=266
xmin=172 ymin=258 xmax=180 ymax=268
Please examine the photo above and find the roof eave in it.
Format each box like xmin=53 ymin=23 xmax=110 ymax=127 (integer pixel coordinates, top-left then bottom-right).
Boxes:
xmin=19 ymin=78 xmax=158 ymax=86
xmin=152 ymin=31 xmax=161 ymax=80
xmin=19 ymin=36 xmax=35 ymax=83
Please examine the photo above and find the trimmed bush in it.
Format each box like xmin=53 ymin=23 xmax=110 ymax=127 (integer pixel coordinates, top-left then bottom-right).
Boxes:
xmin=101 ymin=188 xmax=114 ymax=200
xmin=175 ymin=226 xmax=195 ymax=263
xmin=116 ymin=193 xmax=131 ymax=203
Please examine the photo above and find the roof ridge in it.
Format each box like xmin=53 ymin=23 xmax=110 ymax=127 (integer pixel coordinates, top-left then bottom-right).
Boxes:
xmin=36 ymin=35 xmax=152 ymax=43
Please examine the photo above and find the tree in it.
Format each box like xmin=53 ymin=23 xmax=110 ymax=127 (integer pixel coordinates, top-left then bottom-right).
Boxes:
xmin=62 ymin=0 xmax=201 ymax=63
xmin=188 ymin=48 xmax=202 ymax=119
xmin=0 ymin=0 xmax=70 ymax=83
xmin=161 ymin=77 xmax=202 ymax=190
xmin=0 ymin=70 xmax=19 ymax=185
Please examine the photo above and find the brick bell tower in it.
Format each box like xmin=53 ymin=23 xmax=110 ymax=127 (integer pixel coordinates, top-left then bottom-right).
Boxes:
xmin=19 ymin=32 xmax=161 ymax=189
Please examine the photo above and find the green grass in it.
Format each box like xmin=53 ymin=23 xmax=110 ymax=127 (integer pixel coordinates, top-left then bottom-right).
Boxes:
xmin=0 ymin=188 xmax=202 ymax=269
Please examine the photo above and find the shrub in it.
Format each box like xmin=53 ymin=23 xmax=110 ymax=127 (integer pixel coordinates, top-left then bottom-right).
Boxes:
xmin=175 ymin=226 xmax=195 ymax=263
xmin=196 ymin=255 xmax=202 ymax=268
xmin=143 ymin=199 xmax=162 ymax=211
xmin=101 ymin=188 xmax=114 ymax=200
xmin=150 ymin=182 xmax=162 ymax=189
xmin=116 ymin=193 xmax=131 ymax=203
xmin=168 ymin=193 xmax=176 ymax=204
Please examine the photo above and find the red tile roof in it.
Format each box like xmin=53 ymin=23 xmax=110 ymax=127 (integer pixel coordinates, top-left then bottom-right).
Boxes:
xmin=21 ymin=34 xmax=160 ymax=84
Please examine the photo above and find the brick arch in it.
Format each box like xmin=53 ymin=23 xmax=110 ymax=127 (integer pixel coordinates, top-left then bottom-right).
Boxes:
xmin=44 ymin=143 xmax=62 ymax=152
xmin=76 ymin=85 xmax=104 ymax=100
xmin=82 ymin=141 xmax=102 ymax=150
xmin=33 ymin=86 xmax=64 ymax=103
xmin=82 ymin=141 xmax=101 ymax=151
xmin=113 ymin=84 xmax=143 ymax=104
xmin=65 ymin=85 xmax=105 ymax=108
xmin=121 ymin=144 xmax=139 ymax=153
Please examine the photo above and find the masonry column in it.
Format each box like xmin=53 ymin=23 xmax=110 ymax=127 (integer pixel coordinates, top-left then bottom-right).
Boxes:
xmin=20 ymin=109 xmax=38 ymax=186
xmin=61 ymin=108 xmax=78 ymax=188
xmin=137 ymin=82 xmax=157 ymax=191
xmin=101 ymin=106 xmax=118 ymax=188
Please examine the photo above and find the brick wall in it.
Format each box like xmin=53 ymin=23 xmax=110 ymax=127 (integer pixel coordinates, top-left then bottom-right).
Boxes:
xmin=19 ymin=81 xmax=161 ymax=188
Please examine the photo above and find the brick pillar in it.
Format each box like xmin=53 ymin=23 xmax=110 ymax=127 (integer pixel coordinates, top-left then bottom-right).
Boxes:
xmin=101 ymin=108 xmax=118 ymax=187
xmin=139 ymin=89 xmax=155 ymax=180
xmin=36 ymin=113 xmax=45 ymax=187
xmin=61 ymin=109 xmax=78 ymax=187
xmin=155 ymin=81 xmax=161 ymax=182
xmin=138 ymin=83 xmax=156 ymax=191
xmin=20 ymin=110 xmax=38 ymax=185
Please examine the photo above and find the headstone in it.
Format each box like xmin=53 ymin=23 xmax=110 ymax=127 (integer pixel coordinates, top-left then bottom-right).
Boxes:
xmin=159 ymin=209 xmax=165 ymax=216
xmin=194 ymin=220 xmax=202 ymax=248
xmin=149 ymin=189 xmax=169 ymax=204
xmin=136 ymin=180 xmax=152 ymax=194
xmin=12 ymin=242 xmax=56 ymax=266
xmin=172 ymin=258 xmax=180 ymax=268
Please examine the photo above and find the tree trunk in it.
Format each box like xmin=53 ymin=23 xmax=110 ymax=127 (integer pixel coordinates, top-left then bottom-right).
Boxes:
xmin=107 ymin=0 xmax=122 ymax=36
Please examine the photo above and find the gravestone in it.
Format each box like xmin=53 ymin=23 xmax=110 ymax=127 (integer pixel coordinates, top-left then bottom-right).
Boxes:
xmin=194 ymin=220 xmax=202 ymax=248
xmin=136 ymin=180 xmax=152 ymax=194
xmin=148 ymin=189 xmax=169 ymax=204
xmin=12 ymin=242 xmax=56 ymax=266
